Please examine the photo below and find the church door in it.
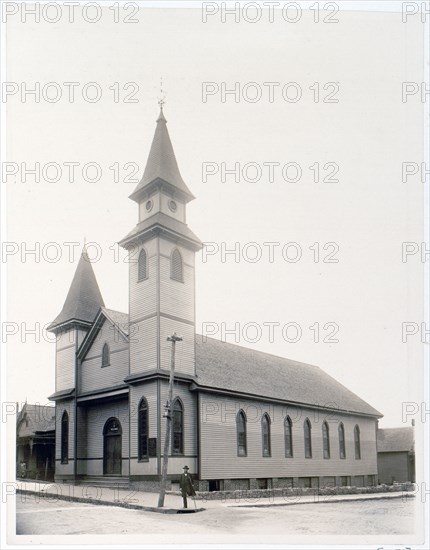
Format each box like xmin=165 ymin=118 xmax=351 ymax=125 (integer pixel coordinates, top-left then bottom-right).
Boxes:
xmin=103 ymin=418 xmax=122 ymax=475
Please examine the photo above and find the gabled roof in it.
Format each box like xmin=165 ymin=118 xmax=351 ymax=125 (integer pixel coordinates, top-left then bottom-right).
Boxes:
xmin=129 ymin=108 xmax=195 ymax=203
xmin=195 ymin=336 xmax=382 ymax=417
xmin=77 ymin=307 xmax=129 ymax=360
xmin=377 ymin=427 xmax=414 ymax=452
xmin=102 ymin=308 xmax=129 ymax=335
xmin=17 ymin=404 xmax=56 ymax=437
xmin=48 ymin=248 xmax=104 ymax=331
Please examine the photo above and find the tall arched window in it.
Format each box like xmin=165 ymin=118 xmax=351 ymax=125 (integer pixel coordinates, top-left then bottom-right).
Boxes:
xmin=170 ymin=248 xmax=183 ymax=282
xmin=102 ymin=343 xmax=110 ymax=367
xmin=338 ymin=422 xmax=346 ymax=459
xmin=322 ymin=421 xmax=330 ymax=459
xmin=237 ymin=410 xmax=247 ymax=456
xmin=354 ymin=425 xmax=361 ymax=459
xmin=61 ymin=411 xmax=69 ymax=464
xmin=284 ymin=416 xmax=293 ymax=458
xmin=138 ymin=398 xmax=148 ymax=460
xmin=262 ymin=414 xmax=271 ymax=457
xmin=304 ymin=418 xmax=312 ymax=458
xmin=172 ymin=399 xmax=183 ymax=455
xmin=138 ymin=248 xmax=147 ymax=281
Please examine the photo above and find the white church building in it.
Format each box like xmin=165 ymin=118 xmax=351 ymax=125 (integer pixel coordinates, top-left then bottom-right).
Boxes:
xmin=48 ymin=107 xmax=382 ymax=491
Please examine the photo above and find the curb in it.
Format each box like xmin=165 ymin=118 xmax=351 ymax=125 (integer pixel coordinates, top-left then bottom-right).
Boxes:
xmin=17 ymin=489 xmax=205 ymax=514
xmin=228 ymin=493 xmax=415 ymax=508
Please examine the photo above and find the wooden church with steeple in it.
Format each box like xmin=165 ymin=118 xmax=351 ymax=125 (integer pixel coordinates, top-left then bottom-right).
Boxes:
xmin=48 ymin=107 xmax=382 ymax=492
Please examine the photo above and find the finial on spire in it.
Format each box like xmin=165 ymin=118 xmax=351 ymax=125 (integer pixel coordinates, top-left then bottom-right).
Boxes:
xmin=157 ymin=77 xmax=166 ymax=120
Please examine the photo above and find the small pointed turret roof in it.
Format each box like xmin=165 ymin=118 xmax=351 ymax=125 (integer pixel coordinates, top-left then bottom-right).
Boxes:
xmin=129 ymin=107 xmax=195 ymax=202
xmin=48 ymin=247 xmax=104 ymax=332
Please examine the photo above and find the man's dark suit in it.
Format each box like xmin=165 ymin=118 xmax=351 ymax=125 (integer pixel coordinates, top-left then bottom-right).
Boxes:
xmin=179 ymin=472 xmax=196 ymax=508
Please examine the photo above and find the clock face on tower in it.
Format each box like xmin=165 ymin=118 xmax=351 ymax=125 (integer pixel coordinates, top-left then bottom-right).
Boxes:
xmin=145 ymin=200 xmax=153 ymax=212
xmin=168 ymin=200 xmax=177 ymax=213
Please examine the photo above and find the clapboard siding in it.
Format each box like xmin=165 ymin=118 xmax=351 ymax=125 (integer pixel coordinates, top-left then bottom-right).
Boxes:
xmin=377 ymin=452 xmax=411 ymax=483
xmin=159 ymin=317 xmax=195 ymax=376
xmin=82 ymin=399 xmax=129 ymax=475
xmin=56 ymin=343 xmax=75 ymax=392
xmin=129 ymin=382 xmax=158 ymax=476
xmin=55 ymin=400 xmax=74 ymax=476
xmin=199 ymin=394 xmax=378 ymax=480
xmin=159 ymin=256 xmax=194 ymax=322
xmin=79 ymin=318 xmax=129 ymax=393
xmin=129 ymin=254 xmax=157 ymax=320
xmin=159 ymin=380 xmax=198 ymax=461
xmin=159 ymin=240 xmax=195 ymax=264
xmin=130 ymin=316 xmax=157 ymax=374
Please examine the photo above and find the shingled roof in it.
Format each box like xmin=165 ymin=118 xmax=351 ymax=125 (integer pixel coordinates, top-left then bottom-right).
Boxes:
xmin=129 ymin=108 xmax=195 ymax=202
xmin=76 ymin=309 xmax=381 ymax=417
xmin=195 ymin=336 xmax=382 ymax=417
xmin=377 ymin=427 xmax=414 ymax=452
xmin=17 ymin=404 xmax=56 ymax=437
xmin=48 ymin=248 xmax=104 ymax=331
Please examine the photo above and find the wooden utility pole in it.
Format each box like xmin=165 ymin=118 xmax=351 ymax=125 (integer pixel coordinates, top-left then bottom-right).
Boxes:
xmin=158 ymin=333 xmax=182 ymax=508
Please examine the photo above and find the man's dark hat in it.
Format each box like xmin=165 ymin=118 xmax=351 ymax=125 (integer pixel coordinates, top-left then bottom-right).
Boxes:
xmin=183 ymin=465 xmax=189 ymax=470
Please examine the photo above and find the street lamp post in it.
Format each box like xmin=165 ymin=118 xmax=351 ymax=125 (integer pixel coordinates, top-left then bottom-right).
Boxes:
xmin=158 ymin=333 xmax=182 ymax=508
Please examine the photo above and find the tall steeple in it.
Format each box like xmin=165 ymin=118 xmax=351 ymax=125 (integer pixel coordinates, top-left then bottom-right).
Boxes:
xmin=120 ymin=107 xmax=201 ymax=378
xmin=48 ymin=247 xmax=104 ymax=332
xmin=128 ymin=108 xmax=195 ymax=204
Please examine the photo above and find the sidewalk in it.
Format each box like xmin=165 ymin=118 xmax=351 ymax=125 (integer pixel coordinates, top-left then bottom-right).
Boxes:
xmin=15 ymin=479 xmax=414 ymax=513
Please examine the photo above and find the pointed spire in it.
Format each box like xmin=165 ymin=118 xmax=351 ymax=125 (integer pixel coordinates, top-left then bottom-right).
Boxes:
xmin=129 ymin=107 xmax=195 ymax=203
xmin=48 ymin=247 xmax=104 ymax=332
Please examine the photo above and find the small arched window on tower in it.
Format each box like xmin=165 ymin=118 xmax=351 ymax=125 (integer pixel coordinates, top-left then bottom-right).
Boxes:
xmin=354 ymin=425 xmax=361 ymax=459
xmin=102 ymin=343 xmax=110 ymax=368
xmin=61 ymin=411 xmax=69 ymax=464
xmin=138 ymin=248 xmax=148 ymax=281
xmin=172 ymin=399 xmax=184 ymax=455
xmin=322 ymin=421 xmax=330 ymax=459
xmin=304 ymin=418 xmax=312 ymax=458
xmin=170 ymin=248 xmax=183 ymax=282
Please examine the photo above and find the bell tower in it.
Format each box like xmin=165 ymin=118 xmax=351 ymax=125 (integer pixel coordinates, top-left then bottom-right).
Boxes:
xmin=119 ymin=107 xmax=201 ymax=377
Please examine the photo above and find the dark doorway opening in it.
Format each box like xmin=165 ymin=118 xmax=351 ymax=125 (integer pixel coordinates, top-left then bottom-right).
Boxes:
xmin=103 ymin=418 xmax=122 ymax=475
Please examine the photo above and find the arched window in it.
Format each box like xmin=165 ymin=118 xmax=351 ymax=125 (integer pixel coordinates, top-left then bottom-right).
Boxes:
xmin=354 ymin=425 xmax=361 ymax=459
xmin=338 ymin=422 xmax=346 ymax=459
xmin=102 ymin=343 xmax=110 ymax=367
xmin=138 ymin=398 xmax=148 ymax=460
xmin=172 ymin=399 xmax=183 ymax=455
xmin=284 ymin=416 xmax=293 ymax=458
xmin=304 ymin=418 xmax=312 ymax=458
xmin=138 ymin=248 xmax=147 ymax=281
xmin=262 ymin=413 xmax=271 ymax=457
xmin=322 ymin=421 xmax=330 ymax=459
xmin=236 ymin=410 xmax=247 ymax=456
xmin=170 ymin=248 xmax=183 ymax=282
xmin=61 ymin=411 xmax=69 ymax=464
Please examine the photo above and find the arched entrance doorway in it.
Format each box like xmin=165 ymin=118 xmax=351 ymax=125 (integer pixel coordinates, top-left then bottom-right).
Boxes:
xmin=103 ymin=418 xmax=122 ymax=475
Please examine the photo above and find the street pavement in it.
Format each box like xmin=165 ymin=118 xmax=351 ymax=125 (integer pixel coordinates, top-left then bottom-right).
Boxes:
xmin=13 ymin=479 xmax=414 ymax=512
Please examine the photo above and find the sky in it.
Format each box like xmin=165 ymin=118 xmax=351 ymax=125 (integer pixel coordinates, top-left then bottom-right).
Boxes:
xmin=2 ymin=2 xmax=427 ymax=432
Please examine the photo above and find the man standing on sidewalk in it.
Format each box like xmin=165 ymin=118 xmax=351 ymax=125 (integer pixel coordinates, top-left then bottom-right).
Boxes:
xmin=179 ymin=465 xmax=196 ymax=508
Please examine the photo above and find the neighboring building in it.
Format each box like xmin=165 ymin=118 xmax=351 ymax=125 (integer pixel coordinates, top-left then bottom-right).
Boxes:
xmin=16 ymin=403 xmax=55 ymax=481
xmin=377 ymin=427 xmax=415 ymax=484
xmin=47 ymin=107 xmax=382 ymax=491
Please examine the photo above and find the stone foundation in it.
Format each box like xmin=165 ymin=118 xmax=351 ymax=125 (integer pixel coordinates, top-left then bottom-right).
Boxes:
xmin=197 ymin=481 xmax=415 ymax=501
